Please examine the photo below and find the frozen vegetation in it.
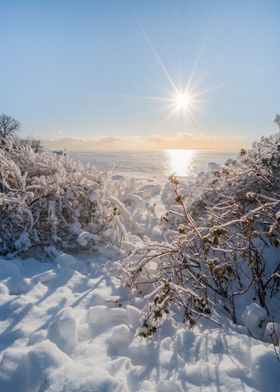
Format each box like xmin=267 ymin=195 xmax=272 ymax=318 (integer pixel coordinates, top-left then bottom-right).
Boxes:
xmin=1 ymin=120 xmax=280 ymax=391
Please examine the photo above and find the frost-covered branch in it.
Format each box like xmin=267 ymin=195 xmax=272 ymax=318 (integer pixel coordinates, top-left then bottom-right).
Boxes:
xmin=122 ymin=128 xmax=280 ymax=339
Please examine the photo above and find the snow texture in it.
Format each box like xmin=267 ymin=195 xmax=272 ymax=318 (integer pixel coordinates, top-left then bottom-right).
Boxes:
xmin=1 ymin=130 xmax=280 ymax=391
xmin=0 ymin=255 xmax=279 ymax=392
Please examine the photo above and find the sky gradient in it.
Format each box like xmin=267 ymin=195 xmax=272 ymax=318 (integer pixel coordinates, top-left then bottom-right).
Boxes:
xmin=1 ymin=0 xmax=280 ymax=149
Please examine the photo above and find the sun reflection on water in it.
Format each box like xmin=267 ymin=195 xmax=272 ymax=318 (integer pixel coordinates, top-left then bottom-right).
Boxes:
xmin=164 ymin=149 xmax=195 ymax=176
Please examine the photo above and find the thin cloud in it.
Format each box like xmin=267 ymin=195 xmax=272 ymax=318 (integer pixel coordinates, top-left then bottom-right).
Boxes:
xmin=45 ymin=132 xmax=248 ymax=151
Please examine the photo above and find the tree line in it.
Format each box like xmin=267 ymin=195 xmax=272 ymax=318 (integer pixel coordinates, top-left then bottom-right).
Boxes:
xmin=0 ymin=113 xmax=43 ymax=152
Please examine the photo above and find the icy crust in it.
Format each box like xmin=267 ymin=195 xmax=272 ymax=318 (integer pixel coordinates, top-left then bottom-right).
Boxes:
xmin=0 ymin=255 xmax=279 ymax=392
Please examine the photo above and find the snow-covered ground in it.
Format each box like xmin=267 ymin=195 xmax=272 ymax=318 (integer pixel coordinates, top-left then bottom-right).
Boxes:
xmin=1 ymin=136 xmax=280 ymax=391
xmin=0 ymin=252 xmax=279 ymax=392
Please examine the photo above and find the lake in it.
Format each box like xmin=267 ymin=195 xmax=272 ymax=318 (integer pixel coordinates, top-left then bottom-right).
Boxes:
xmin=70 ymin=150 xmax=236 ymax=180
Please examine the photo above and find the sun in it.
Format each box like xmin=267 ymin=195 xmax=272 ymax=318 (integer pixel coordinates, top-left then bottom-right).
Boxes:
xmin=173 ymin=92 xmax=193 ymax=112
xmin=168 ymin=90 xmax=196 ymax=117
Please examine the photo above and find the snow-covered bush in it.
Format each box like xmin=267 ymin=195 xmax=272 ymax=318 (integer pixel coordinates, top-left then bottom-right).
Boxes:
xmin=273 ymin=114 xmax=280 ymax=130
xmin=0 ymin=146 xmax=144 ymax=257
xmin=122 ymin=131 xmax=280 ymax=338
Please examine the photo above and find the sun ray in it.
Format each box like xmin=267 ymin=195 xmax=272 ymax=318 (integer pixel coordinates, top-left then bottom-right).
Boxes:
xmin=188 ymin=52 xmax=227 ymax=93
xmin=127 ymin=0 xmax=179 ymax=95
xmin=192 ymin=67 xmax=266 ymax=99
xmin=98 ymin=4 xmax=266 ymax=132
xmin=150 ymin=107 xmax=179 ymax=133
xmin=185 ymin=106 xmax=200 ymax=128
xmin=184 ymin=10 xmax=219 ymax=94
xmin=98 ymin=91 xmax=172 ymax=102
xmin=186 ymin=35 xmax=209 ymax=93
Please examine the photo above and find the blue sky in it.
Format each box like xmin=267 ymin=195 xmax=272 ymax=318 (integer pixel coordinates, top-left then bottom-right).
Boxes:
xmin=0 ymin=0 xmax=280 ymax=148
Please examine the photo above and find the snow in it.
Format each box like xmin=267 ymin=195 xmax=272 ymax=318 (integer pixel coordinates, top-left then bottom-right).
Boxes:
xmin=48 ymin=307 xmax=78 ymax=353
xmin=241 ymin=303 xmax=268 ymax=339
xmin=208 ymin=161 xmax=221 ymax=172
xmin=1 ymin=132 xmax=280 ymax=391
xmin=0 ymin=253 xmax=279 ymax=392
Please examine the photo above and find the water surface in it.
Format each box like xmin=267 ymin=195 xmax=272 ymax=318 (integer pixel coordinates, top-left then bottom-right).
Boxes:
xmin=70 ymin=150 xmax=236 ymax=179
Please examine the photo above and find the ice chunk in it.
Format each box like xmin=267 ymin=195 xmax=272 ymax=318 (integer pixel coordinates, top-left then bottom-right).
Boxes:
xmin=48 ymin=307 xmax=77 ymax=353
xmin=263 ymin=322 xmax=280 ymax=345
xmin=55 ymin=253 xmax=76 ymax=268
xmin=126 ymin=305 xmax=142 ymax=328
xmin=208 ymin=162 xmax=221 ymax=172
xmin=28 ymin=340 xmax=70 ymax=374
xmin=241 ymin=303 xmax=267 ymax=339
xmin=47 ymin=364 xmax=125 ymax=392
xmin=0 ymin=340 xmax=69 ymax=392
xmin=107 ymin=324 xmax=132 ymax=346
xmin=87 ymin=305 xmax=128 ymax=327
xmin=0 ymin=282 xmax=9 ymax=296
xmin=29 ymin=330 xmax=48 ymax=345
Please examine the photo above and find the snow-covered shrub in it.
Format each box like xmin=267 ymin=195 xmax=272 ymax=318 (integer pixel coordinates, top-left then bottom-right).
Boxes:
xmin=0 ymin=146 xmax=143 ymax=256
xmin=273 ymin=114 xmax=280 ymax=130
xmin=122 ymin=131 xmax=280 ymax=338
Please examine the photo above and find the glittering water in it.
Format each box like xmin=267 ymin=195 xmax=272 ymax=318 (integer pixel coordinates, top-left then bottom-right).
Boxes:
xmin=70 ymin=150 xmax=236 ymax=179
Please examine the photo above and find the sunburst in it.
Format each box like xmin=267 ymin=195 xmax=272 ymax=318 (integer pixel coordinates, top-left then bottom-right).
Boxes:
xmin=101 ymin=1 xmax=262 ymax=132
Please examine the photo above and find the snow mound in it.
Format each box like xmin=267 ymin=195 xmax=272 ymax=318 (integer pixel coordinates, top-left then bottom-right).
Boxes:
xmin=48 ymin=307 xmax=78 ymax=353
xmin=0 ymin=254 xmax=279 ymax=391
xmin=242 ymin=303 xmax=268 ymax=339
